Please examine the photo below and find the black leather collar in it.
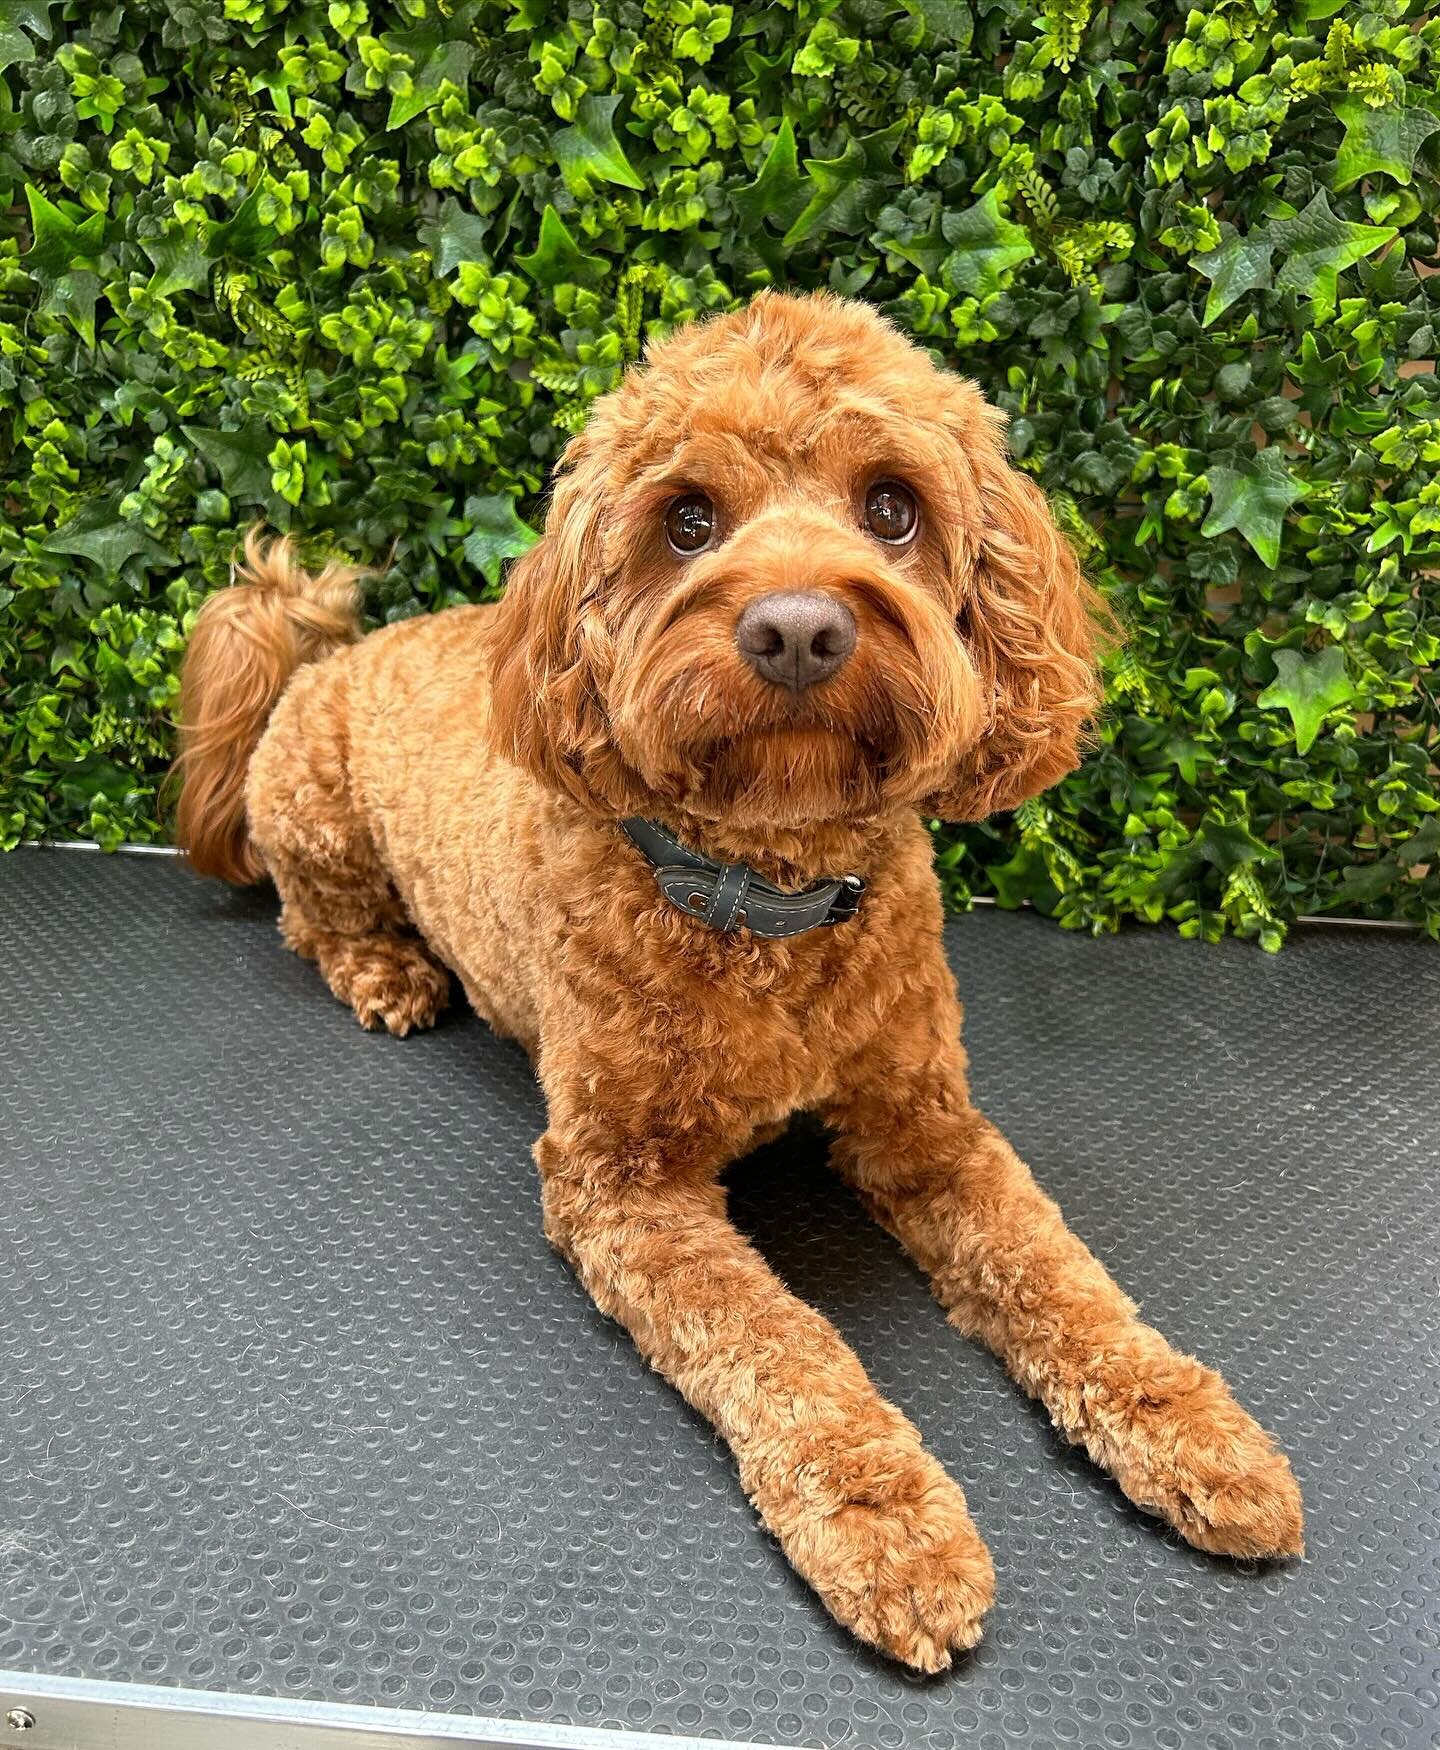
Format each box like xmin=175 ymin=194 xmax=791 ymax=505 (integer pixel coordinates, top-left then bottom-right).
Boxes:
xmin=619 ymin=817 xmax=865 ymax=940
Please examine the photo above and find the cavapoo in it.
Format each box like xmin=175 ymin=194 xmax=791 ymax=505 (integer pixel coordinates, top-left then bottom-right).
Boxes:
xmin=176 ymin=291 xmax=1302 ymax=1671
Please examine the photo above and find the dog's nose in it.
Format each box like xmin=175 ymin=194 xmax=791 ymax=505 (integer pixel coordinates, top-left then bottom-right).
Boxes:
xmin=735 ymin=591 xmax=856 ymax=693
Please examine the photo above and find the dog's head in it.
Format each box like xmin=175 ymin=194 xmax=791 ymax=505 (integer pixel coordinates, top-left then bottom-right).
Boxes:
xmin=488 ymin=291 xmax=1107 ymax=832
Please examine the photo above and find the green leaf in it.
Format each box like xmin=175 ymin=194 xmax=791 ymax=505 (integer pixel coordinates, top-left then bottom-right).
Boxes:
xmin=1337 ymin=860 xmax=1399 ymax=902
xmin=731 ymin=117 xmax=809 ymax=233
xmin=1197 ymin=820 xmax=1272 ymax=872
xmin=425 ymin=199 xmax=493 ymax=277
xmin=182 ymin=425 xmax=276 ymax=502
xmin=1331 ymin=99 xmax=1440 ymax=189
xmin=0 ymin=0 xmax=54 ymax=70
xmin=783 ymin=122 xmax=906 ymax=249
xmin=986 ymin=843 xmax=1060 ymax=913
xmin=901 ymin=0 xmax=974 ymax=44
xmin=143 ymin=231 xmax=212 ymax=296
xmin=553 ymin=94 xmax=643 ymax=195
xmin=0 ymin=22 xmax=33 ymax=70
xmin=939 ymin=189 xmax=1034 ymax=298
xmin=43 ymin=502 xmax=172 ymax=575
xmin=1202 ymin=449 xmax=1307 ymax=568
xmin=1394 ymin=817 xmax=1440 ymax=869
xmin=1193 ymin=225 xmax=1273 ymax=327
xmin=515 ymin=204 xmax=608 ymax=287
xmin=0 ymin=0 xmax=57 ymax=35
xmin=1257 ymin=647 xmax=1355 ymax=755
xmin=462 ymin=493 xmax=539 ymax=585
xmin=878 ymin=205 xmax=948 ymax=277
xmin=40 ymin=269 xmax=99 ymax=345
xmin=206 ymin=189 xmax=279 ymax=261
xmin=1268 ymin=191 xmax=1396 ymax=319
xmin=387 ymin=38 xmax=475 ymax=130
xmin=21 ymin=184 xmax=104 ymax=288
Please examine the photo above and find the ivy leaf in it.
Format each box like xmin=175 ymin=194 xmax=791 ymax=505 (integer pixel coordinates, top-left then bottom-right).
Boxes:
xmin=424 ymin=198 xmax=493 ymax=277
xmin=515 ymin=204 xmax=608 ymax=287
xmin=0 ymin=0 xmax=57 ymax=34
xmin=1202 ymin=449 xmax=1306 ymax=568
xmin=1331 ymin=99 xmax=1440 ymax=189
xmin=0 ymin=21 xmax=32 ymax=70
xmin=387 ymin=38 xmax=475 ymax=130
xmin=1268 ymin=191 xmax=1396 ymax=319
xmin=43 ymin=501 xmax=172 ymax=576
xmin=462 ymin=493 xmax=539 ymax=586
xmin=1395 ymin=817 xmax=1440 ymax=868
xmin=182 ymin=424 xmax=276 ymax=502
xmin=901 ymin=1 xmax=974 ymax=46
xmin=40 ymin=268 xmax=99 ymax=345
xmin=21 ymin=184 xmax=105 ymax=288
xmin=939 ymin=190 xmax=1034 ymax=298
xmin=1151 ymin=817 xmax=1274 ymax=897
xmin=1159 ymin=731 xmax=1209 ymax=786
xmin=1198 ymin=820 xmax=1272 ymax=872
xmin=553 ymin=94 xmax=643 ymax=195
xmin=1257 ymin=647 xmax=1355 ymax=755
xmin=1193 ymin=225 xmax=1274 ymax=327
xmin=0 ymin=0 xmax=55 ymax=71
xmin=206 ymin=189 xmax=279 ymax=261
xmin=1108 ymin=0 xmax=1156 ymax=41
xmin=142 ymin=231 xmax=211 ymax=296
xmin=986 ymin=843 xmax=1060 ymax=913
xmin=1337 ymin=860 xmax=1399 ymax=903
xmin=880 ymin=215 xmax=948 ymax=277
xmin=783 ymin=121 xmax=906 ymax=248
xmin=731 ymin=117 xmax=809 ymax=233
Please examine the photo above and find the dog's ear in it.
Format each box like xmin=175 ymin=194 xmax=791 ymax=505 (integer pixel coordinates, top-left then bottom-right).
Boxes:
xmin=922 ymin=402 xmax=1111 ymax=822
xmin=486 ymin=432 xmax=614 ymax=808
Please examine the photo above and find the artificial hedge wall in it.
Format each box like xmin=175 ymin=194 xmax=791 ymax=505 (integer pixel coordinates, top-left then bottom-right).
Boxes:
xmin=2 ymin=1 xmax=1438 ymax=946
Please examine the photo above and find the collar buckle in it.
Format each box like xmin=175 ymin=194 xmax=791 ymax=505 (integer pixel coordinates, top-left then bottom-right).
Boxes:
xmin=824 ymin=873 xmax=867 ymax=927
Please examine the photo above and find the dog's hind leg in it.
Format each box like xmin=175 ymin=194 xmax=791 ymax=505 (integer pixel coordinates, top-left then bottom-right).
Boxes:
xmin=246 ymin=666 xmax=451 ymax=1038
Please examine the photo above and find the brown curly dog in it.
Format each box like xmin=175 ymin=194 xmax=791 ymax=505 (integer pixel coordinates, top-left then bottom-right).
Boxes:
xmin=175 ymin=291 xmax=1302 ymax=1671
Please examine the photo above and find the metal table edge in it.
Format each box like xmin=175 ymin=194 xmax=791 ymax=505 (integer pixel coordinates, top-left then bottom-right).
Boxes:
xmin=0 ymin=1670 xmax=798 ymax=1750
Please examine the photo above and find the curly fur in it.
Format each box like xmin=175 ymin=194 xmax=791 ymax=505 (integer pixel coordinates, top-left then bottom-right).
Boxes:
xmin=174 ymin=529 xmax=365 ymax=883
xmin=175 ymin=292 xmax=1302 ymax=1671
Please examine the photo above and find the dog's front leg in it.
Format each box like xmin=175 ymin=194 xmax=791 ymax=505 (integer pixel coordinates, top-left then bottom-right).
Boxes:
xmin=536 ymin=1119 xmax=994 ymax=1671
xmin=822 ymin=1001 xmax=1304 ymax=1561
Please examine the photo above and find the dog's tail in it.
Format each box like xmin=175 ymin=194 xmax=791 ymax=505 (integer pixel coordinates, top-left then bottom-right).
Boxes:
xmin=172 ymin=528 xmax=364 ymax=884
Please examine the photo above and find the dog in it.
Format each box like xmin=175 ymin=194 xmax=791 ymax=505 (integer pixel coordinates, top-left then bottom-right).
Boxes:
xmin=175 ymin=291 xmax=1302 ymax=1671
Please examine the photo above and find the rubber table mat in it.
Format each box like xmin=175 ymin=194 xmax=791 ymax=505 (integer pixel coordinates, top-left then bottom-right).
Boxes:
xmin=1 ymin=845 xmax=1437 ymax=1750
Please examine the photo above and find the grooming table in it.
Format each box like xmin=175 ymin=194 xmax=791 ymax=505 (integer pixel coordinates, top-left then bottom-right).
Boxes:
xmin=1 ymin=846 xmax=1436 ymax=1750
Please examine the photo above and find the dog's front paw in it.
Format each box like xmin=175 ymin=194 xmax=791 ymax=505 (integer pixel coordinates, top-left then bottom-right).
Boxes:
xmin=1078 ymin=1331 xmax=1304 ymax=1560
xmin=758 ymin=1432 xmax=994 ymax=1672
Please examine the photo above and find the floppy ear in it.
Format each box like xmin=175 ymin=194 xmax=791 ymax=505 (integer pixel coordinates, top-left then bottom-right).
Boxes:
xmin=923 ymin=412 xmax=1110 ymax=821
xmin=485 ymin=433 xmax=615 ymax=809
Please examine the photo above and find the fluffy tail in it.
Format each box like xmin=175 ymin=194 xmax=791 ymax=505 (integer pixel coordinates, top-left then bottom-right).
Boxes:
xmin=173 ymin=528 xmax=364 ymax=884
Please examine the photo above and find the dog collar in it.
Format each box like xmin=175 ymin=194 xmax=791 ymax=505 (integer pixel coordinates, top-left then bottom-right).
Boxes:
xmin=619 ymin=817 xmax=865 ymax=940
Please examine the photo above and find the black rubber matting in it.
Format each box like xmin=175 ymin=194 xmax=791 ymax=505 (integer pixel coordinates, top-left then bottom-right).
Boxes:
xmin=1 ymin=845 xmax=1437 ymax=1749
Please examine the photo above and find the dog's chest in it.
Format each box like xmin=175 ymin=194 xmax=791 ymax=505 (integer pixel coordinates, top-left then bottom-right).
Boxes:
xmin=627 ymin=941 xmax=863 ymax=1124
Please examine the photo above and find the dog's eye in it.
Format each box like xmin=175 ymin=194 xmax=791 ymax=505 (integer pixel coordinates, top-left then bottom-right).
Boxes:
xmin=665 ymin=493 xmax=716 ymax=555
xmin=864 ymin=480 xmax=919 ymax=544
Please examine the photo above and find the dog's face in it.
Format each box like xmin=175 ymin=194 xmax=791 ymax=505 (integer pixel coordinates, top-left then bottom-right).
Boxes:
xmin=489 ymin=292 xmax=1105 ymax=831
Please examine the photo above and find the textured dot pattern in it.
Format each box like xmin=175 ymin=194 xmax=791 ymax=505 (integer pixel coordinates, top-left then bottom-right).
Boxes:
xmin=1 ymin=847 xmax=1437 ymax=1749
